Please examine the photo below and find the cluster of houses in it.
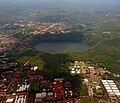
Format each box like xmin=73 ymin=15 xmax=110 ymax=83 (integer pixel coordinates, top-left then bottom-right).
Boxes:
xmin=0 ymin=71 xmax=13 ymax=102
xmin=1 ymin=54 xmax=120 ymax=103
xmin=3 ymin=67 xmax=30 ymax=103
xmin=69 ymin=61 xmax=81 ymax=74
xmin=0 ymin=52 xmax=74 ymax=103
xmin=35 ymin=80 xmax=73 ymax=103
xmin=0 ymin=34 xmax=19 ymax=52
xmin=5 ymin=68 xmax=73 ymax=103
xmin=0 ymin=55 xmax=18 ymax=102
xmin=6 ymin=93 xmax=27 ymax=103
xmin=30 ymin=22 xmax=71 ymax=35
xmin=35 ymin=78 xmax=66 ymax=103
xmin=0 ymin=20 xmax=35 ymax=30
xmin=102 ymin=80 xmax=120 ymax=103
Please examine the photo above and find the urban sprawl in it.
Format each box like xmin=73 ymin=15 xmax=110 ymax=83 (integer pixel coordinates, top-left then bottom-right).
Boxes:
xmin=0 ymin=20 xmax=120 ymax=103
xmin=0 ymin=53 xmax=120 ymax=103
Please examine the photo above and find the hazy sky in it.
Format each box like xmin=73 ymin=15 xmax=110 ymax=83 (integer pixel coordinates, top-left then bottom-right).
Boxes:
xmin=0 ymin=0 xmax=119 ymax=4
xmin=0 ymin=0 xmax=119 ymax=11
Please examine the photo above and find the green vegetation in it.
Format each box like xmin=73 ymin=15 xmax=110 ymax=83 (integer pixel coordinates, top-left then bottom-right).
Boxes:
xmin=12 ymin=18 xmax=120 ymax=100
xmin=15 ymin=48 xmax=82 ymax=96
xmin=66 ymin=20 xmax=120 ymax=73
xmin=67 ymin=37 xmax=120 ymax=73
xmin=80 ymin=83 xmax=88 ymax=96
xmin=80 ymin=97 xmax=98 ymax=103
xmin=93 ymin=20 xmax=120 ymax=33
xmin=28 ymin=31 xmax=84 ymax=46
xmin=94 ymin=88 xmax=104 ymax=96
xmin=31 ymin=81 xmax=40 ymax=91
xmin=14 ymin=19 xmax=120 ymax=97
xmin=15 ymin=48 xmax=44 ymax=69
xmin=0 ymin=1 xmax=120 ymax=102
xmin=115 ymin=81 xmax=120 ymax=87
xmin=68 ymin=74 xmax=82 ymax=96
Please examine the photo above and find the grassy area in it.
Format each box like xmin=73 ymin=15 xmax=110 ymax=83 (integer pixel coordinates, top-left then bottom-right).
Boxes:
xmin=66 ymin=20 xmax=120 ymax=73
xmin=93 ymin=20 xmax=120 ymax=33
xmin=67 ymin=38 xmax=120 ymax=74
xmin=115 ymin=81 xmax=120 ymax=87
xmin=80 ymin=83 xmax=88 ymax=96
xmin=87 ymin=78 xmax=100 ymax=83
xmin=9 ymin=15 xmax=120 ymax=99
xmin=31 ymin=81 xmax=40 ymax=91
xmin=14 ymin=17 xmax=120 ymax=74
xmin=80 ymin=97 xmax=98 ymax=103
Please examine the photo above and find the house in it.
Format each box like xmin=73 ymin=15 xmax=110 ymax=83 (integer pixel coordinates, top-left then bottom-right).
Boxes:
xmin=6 ymin=98 xmax=14 ymax=103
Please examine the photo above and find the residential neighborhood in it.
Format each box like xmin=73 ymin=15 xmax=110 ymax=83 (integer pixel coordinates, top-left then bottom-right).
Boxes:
xmin=1 ymin=52 xmax=120 ymax=103
xmin=0 ymin=53 xmax=74 ymax=103
xmin=69 ymin=61 xmax=120 ymax=103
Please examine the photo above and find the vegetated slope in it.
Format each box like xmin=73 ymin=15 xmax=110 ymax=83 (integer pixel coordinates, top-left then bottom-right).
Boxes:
xmin=67 ymin=20 xmax=120 ymax=73
xmin=15 ymin=31 xmax=84 ymax=68
xmin=15 ymin=47 xmax=83 ymax=96
xmin=67 ymin=37 xmax=120 ymax=72
xmin=93 ymin=20 xmax=120 ymax=33
xmin=17 ymin=27 xmax=120 ymax=74
xmin=16 ymin=19 xmax=120 ymax=74
xmin=28 ymin=31 xmax=84 ymax=46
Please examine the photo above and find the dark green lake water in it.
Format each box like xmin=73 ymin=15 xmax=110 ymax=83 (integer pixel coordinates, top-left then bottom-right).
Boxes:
xmin=35 ymin=42 xmax=90 ymax=54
